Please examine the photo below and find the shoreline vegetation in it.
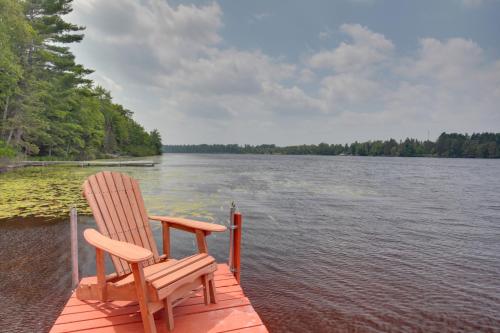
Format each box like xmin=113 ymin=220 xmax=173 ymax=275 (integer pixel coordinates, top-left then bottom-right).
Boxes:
xmin=0 ymin=0 xmax=162 ymax=165
xmin=164 ymin=132 xmax=500 ymax=158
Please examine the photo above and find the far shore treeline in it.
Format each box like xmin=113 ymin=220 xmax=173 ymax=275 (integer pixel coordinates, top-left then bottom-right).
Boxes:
xmin=0 ymin=0 xmax=162 ymax=162
xmin=164 ymin=132 xmax=500 ymax=158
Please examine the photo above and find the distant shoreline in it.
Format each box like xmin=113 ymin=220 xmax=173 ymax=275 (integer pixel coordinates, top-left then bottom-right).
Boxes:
xmin=163 ymin=132 xmax=500 ymax=159
xmin=162 ymin=152 xmax=496 ymax=159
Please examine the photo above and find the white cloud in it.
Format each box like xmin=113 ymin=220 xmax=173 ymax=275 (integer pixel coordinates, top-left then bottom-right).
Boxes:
xmin=93 ymin=73 xmax=123 ymax=92
xmin=318 ymin=31 xmax=330 ymax=40
xmin=386 ymin=37 xmax=500 ymax=132
xmin=321 ymin=74 xmax=382 ymax=107
xmin=75 ymin=0 xmax=222 ymax=66
xmin=318 ymin=26 xmax=334 ymax=40
xmin=248 ymin=12 xmax=272 ymax=24
xmin=157 ymin=48 xmax=296 ymax=96
xmin=71 ymin=0 xmax=98 ymax=14
xmin=299 ymin=68 xmax=316 ymax=83
xmin=254 ymin=12 xmax=271 ymax=21
xmin=261 ymin=82 xmax=323 ymax=116
xmin=397 ymin=37 xmax=500 ymax=104
xmin=67 ymin=1 xmax=500 ymax=144
xmin=308 ymin=23 xmax=394 ymax=73
xmin=310 ymin=27 xmax=500 ymax=134
xmin=399 ymin=38 xmax=483 ymax=83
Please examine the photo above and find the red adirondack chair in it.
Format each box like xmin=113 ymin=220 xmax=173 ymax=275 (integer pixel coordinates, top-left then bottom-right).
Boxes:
xmin=75 ymin=171 xmax=226 ymax=332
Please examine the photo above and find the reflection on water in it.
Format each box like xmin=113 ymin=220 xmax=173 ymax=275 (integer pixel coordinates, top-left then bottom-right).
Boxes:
xmin=1 ymin=154 xmax=500 ymax=332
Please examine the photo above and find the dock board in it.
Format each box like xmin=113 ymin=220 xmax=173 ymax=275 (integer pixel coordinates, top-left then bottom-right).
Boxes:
xmin=50 ymin=264 xmax=268 ymax=333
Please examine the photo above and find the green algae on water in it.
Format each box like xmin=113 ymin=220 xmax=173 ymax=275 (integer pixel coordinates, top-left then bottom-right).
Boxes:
xmin=0 ymin=165 xmax=217 ymax=222
xmin=0 ymin=166 xmax=98 ymax=220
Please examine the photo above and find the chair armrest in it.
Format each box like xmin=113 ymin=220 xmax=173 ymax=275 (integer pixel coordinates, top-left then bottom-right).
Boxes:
xmin=83 ymin=229 xmax=153 ymax=263
xmin=149 ymin=215 xmax=227 ymax=233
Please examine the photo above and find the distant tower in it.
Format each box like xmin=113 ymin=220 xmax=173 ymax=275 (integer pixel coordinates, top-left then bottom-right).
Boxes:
xmin=427 ymin=130 xmax=430 ymax=141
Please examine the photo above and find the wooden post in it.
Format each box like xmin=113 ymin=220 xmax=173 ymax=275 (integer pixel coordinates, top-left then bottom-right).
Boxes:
xmin=195 ymin=230 xmax=208 ymax=254
xmin=162 ymin=222 xmax=170 ymax=258
xmin=70 ymin=207 xmax=79 ymax=290
xmin=232 ymin=212 xmax=243 ymax=283
xmin=95 ymin=248 xmax=107 ymax=301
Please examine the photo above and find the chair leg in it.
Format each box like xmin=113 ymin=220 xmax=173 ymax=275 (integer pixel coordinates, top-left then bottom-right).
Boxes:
xmin=201 ymin=275 xmax=211 ymax=305
xmin=132 ymin=263 xmax=156 ymax=333
xmin=137 ymin=301 xmax=156 ymax=333
xmin=208 ymin=274 xmax=217 ymax=304
xmin=164 ymin=297 xmax=174 ymax=332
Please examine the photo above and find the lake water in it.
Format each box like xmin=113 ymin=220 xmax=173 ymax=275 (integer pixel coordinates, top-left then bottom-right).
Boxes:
xmin=1 ymin=154 xmax=499 ymax=332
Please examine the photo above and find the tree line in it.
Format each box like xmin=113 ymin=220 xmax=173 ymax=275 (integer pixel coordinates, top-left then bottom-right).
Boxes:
xmin=164 ymin=132 xmax=500 ymax=158
xmin=0 ymin=0 xmax=162 ymax=161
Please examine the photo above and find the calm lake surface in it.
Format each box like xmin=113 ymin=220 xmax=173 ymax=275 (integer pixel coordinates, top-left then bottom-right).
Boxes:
xmin=1 ymin=154 xmax=500 ymax=332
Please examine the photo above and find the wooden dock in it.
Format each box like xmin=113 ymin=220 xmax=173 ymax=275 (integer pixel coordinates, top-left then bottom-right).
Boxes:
xmin=19 ymin=160 xmax=156 ymax=167
xmin=50 ymin=264 xmax=268 ymax=333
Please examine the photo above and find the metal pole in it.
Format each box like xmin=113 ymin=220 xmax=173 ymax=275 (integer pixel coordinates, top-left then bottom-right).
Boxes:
xmin=70 ymin=207 xmax=79 ymax=290
xmin=228 ymin=202 xmax=236 ymax=267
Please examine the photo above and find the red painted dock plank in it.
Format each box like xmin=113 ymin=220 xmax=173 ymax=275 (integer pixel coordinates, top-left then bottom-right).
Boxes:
xmin=50 ymin=264 xmax=268 ymax=333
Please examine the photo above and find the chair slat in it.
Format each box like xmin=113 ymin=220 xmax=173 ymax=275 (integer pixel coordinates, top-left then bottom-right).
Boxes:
xmin=121 ymin=174 xmax=150 ymax=249
xmin=147 ymin=254 xmax=208 ymax=283
xmin=151 ymin=257 xmax=215 ymax=289
xmin=83 ymin=172 xmax=161 ymax=276
xmin=95 ymin=173 xmax=131 ymax=243
xmin=83 ymin=179 xmax=127 ymax=275
xmin=121 ymin=173 xmax=158 ymax=266
xmin=113 ymin=259 xmax=180 ymax=287
xmin=130 ymin=176 xmax=160 ymax=264
xmin=111 ymin=172 xmax=144 ymax=250
xmin=89 ymin=175 xmax=130 ymax=274
xmin=97 ymin=172 xmax=140 ymax=274
xmin=102 ymin=171 xmax=135 ymax=246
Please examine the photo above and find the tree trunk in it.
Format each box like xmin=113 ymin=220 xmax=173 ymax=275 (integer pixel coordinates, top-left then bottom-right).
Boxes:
xmin=1 ymin=95 xmax=9 ymax=139
xmin=6 ymin=128 xmax=14 ymax=145
xmin=14 ymin=128 xmax=23 ymax=146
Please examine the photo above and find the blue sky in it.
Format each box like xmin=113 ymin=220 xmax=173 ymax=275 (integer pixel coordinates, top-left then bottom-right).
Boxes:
xmin=199 ymin=0 xmax=500 ymax=59
xmin=67 ymin=0 xmax=500 ymax=145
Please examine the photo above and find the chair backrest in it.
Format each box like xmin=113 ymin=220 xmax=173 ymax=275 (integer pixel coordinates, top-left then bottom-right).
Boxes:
xmin=82 ymin=171 xmax=160 ymax=276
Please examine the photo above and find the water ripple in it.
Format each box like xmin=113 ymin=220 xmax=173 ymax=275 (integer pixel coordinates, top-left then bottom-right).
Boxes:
xmin=1 ymin=155 xmax=500 ymax=332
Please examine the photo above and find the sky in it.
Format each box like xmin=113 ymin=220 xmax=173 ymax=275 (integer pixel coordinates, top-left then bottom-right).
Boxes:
xmin=66 ymin=0 xmax=500 ymax=145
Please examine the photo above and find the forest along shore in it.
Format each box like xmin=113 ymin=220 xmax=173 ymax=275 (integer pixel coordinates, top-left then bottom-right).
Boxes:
xmin=164 ymin=132 xmax=500 ymax=158
xmin=0 ymin=1 xmax=162 ymax=162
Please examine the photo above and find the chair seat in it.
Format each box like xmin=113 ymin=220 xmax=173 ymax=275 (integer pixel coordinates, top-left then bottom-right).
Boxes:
xmin=77 ymin=253 xmax=217 ymax=303
xmin=116 ymin=253 xmax=217 ymax=301
xmin=113 ymin=258 xmax=180 ymax=287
